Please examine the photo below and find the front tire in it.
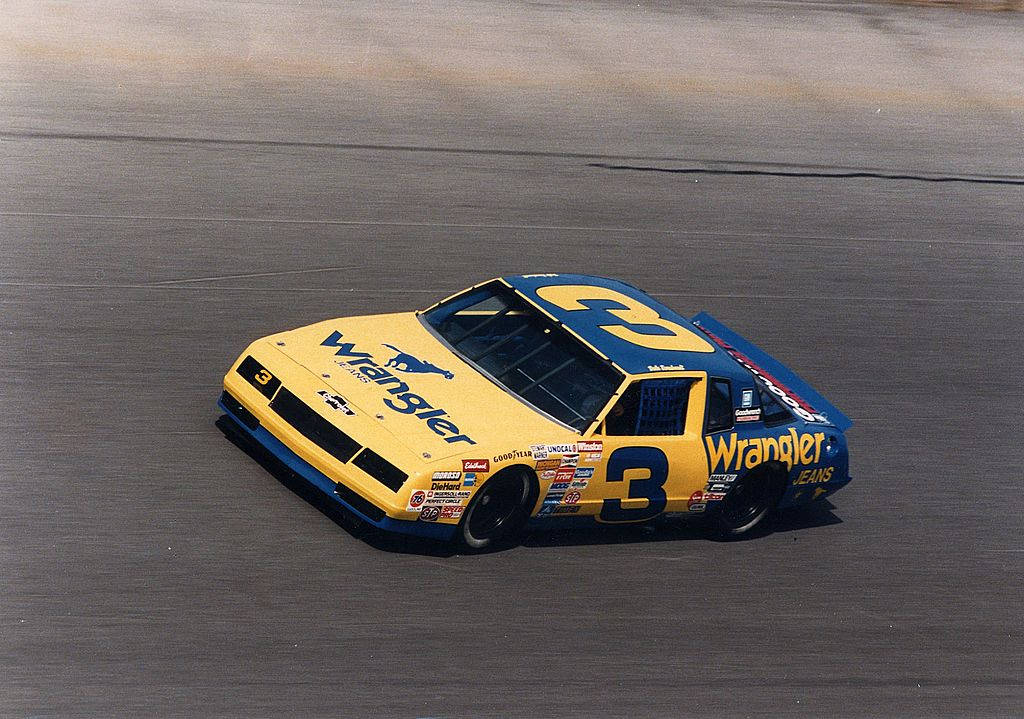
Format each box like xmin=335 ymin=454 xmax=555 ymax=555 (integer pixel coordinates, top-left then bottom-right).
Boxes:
xmin=459 ymin=469 xmax=532 ymax=551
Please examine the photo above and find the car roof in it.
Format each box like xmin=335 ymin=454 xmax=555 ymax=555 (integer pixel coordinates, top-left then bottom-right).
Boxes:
xmin=500 ymin=273 xmax=746 ymax=379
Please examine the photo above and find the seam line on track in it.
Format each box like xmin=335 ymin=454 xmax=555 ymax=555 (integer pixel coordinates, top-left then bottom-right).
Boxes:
xmin=4 ymin=129 xmax=1023 ymax=185
xmin=1 ymin=280 xmax=1021 ymax=305
xmin=2 ymin=212 xmax=1022 ymax=248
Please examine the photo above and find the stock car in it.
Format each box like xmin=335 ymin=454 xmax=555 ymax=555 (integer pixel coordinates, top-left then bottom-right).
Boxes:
xmin=218 ymin=274 xmax=852 ymax=549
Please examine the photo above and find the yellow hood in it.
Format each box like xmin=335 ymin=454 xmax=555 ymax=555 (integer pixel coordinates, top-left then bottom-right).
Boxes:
xmin=263 ymin=312 xmax=565 ymax=460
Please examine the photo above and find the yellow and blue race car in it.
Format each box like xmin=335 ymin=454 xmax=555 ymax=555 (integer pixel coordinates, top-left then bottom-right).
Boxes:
xmin=218 ymin=274 xmax=851 ymax=549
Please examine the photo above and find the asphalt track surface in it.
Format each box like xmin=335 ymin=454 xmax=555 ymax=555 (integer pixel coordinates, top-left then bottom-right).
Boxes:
xmin=2 ymin=1 xmax=1024 ymax=717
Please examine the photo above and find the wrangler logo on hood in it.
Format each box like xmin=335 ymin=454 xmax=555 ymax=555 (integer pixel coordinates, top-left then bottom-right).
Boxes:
xmin=382 ymin=343 xmax=454 ymax=379
xmin=321 ymin=331 xmax=475 ymax=445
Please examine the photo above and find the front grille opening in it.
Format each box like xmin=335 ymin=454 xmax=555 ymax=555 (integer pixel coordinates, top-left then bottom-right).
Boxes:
xmin=332 ymin=481 xmax=386 ymax=522
xmin=269 ymin=387 xmax=361 ymax=462
xmin=220 ymin=390 xmax=260 ymax=431
xmin=352 ymin=448 xmax=409 ymax=492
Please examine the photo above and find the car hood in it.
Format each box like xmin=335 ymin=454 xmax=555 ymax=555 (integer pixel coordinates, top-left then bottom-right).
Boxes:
xmin=263 ymin=312 xmax=565 ymax=461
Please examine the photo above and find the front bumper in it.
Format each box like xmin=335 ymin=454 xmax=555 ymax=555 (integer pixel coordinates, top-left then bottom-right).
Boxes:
xmin=218 ymin=391 xmax=455 ymax=540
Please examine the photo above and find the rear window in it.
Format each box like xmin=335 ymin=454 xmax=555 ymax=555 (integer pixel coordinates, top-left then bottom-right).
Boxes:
xmin=758 ymin=383 xmax=794 ymax=426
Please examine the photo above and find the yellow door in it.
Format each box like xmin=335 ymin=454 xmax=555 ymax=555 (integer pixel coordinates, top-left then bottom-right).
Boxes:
xmin=568 ymin=372 xmax=709 ymax=522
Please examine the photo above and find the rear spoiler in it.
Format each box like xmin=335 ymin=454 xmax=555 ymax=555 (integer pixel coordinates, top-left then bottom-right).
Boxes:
xmin=691 ymin=312 xmax=852 ymax=432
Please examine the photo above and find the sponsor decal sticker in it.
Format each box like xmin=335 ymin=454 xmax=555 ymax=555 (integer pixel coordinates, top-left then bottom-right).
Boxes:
xmin=440 ymin=505 xmax=465 ymax=519
xmin=554 ymin=467 xmax=575 ymax=483
xmin=407 ymin=490 xmax=427 ymax=511
xmin=569 ymin=478 xmax=589 ymax=490
xmin=426 ymin=489 xmax=471 ymax=505
xmin=687 ymin=491 xmax=707 ymax=512
xmin=563 ymin=490 xmax=582 ymax=505
xmin=321 ymin=332 xmax=475 ymax=444
xmin=741 ymin=388 xmax=754 ymax=408
xmin=735 ymin=407 xmax=761 ymax=423
xmin=540 ymin=470 xmax=557 ymax=480
xmin=647 ymin=363 xmax=686 ymax=372
xmin=559 ymin=454 xmax=579 ymax=468
xmin=535 ymin=459 xmax=561 ymax=471
xmin=706 ymin=430 xmax=825 ymax=472
xmin=432 ymin=471 xmax=461 ymax=481
xmin=418 ymin=505 xmax=441 ymax=522
xmin=549 ymin=482 xmax=571 ymax=492
xmin=553 ymin=505 xmax=580 ymax=514
xmin=532 ymin=443 xmax=576 ymax=457
xmin=577 ymin=440 xmax=603 ymax=453
xmin=573 ymin=467 xmax=594 ymax=479
xmin=316 ymin=390 xmax=355 ymax=415
xmin=463 ymin=473 xmax=476 ymax=486
xmin=462 ymin=459 xmax=489 ymax=473
xmin=493 ymin=449 xmax=532 ymax=463
xmin=583 ymin=452 xmax=602 ymax=463
xmin=430 ymin=481 xmax=462 ymax=491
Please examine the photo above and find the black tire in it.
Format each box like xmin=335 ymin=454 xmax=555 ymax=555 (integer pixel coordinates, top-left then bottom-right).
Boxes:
xmin=713 ymin=468 xmax=776 ymax=538
xmin=459 ymin=469 xmax=532 ymax=551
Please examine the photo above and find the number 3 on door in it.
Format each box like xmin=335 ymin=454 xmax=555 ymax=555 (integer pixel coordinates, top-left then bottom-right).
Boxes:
xmin=599 ymin=446 xmax=669 ymax=522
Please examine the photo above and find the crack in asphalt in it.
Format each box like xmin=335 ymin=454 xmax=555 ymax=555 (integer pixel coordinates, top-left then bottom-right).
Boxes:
xmin=4 ymin=130 xmax=1023 ymax=186
xmin=588 ymin=162 xmax=1024 ymax=186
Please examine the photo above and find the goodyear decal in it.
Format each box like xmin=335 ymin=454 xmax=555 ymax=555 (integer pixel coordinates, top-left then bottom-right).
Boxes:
xmin=706 ymin=429 xmax=825 ymax=471
xmin=321 ymin=331 xmax=475 ymax=445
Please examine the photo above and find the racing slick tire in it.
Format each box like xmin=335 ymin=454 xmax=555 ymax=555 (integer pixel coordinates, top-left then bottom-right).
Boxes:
xmin=712 ymin=466 xmax=781 ymax=539
xmin=458 ymin=468 xmax=534 ymax=551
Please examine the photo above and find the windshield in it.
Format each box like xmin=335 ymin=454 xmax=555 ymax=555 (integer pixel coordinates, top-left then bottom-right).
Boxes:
xmin=422 ymin=281 xmax=623 ymax=431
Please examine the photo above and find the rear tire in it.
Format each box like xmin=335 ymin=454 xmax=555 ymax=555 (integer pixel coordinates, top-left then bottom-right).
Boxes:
xmin=714 ymin=468 xmax=776 ymax=538
xmin=459 ymin=469 xmax=532 ymax=551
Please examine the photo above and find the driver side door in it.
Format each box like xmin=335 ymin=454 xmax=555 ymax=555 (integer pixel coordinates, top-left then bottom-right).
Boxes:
xmin=578 ymin=372 xmax=709 ymax=523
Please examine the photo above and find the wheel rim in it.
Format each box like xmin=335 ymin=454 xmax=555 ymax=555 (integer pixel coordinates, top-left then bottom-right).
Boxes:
xmin=466 ymin=474 xmax=526 ymax=540
xmin=719 ymin=475 xmax=769 ymax=528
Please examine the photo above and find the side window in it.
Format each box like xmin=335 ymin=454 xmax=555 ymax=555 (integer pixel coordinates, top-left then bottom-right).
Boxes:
xmin=706 ymin=378 xmax=733 ymax=433
xmin=758 ymin=383 xmax=794 ymax=426
xmin=604 ymin=378 xmax=693 ymax=436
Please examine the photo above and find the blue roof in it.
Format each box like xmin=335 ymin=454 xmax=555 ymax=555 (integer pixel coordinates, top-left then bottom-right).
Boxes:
xmin=502 ymin=274 xmax=741 ymax=377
